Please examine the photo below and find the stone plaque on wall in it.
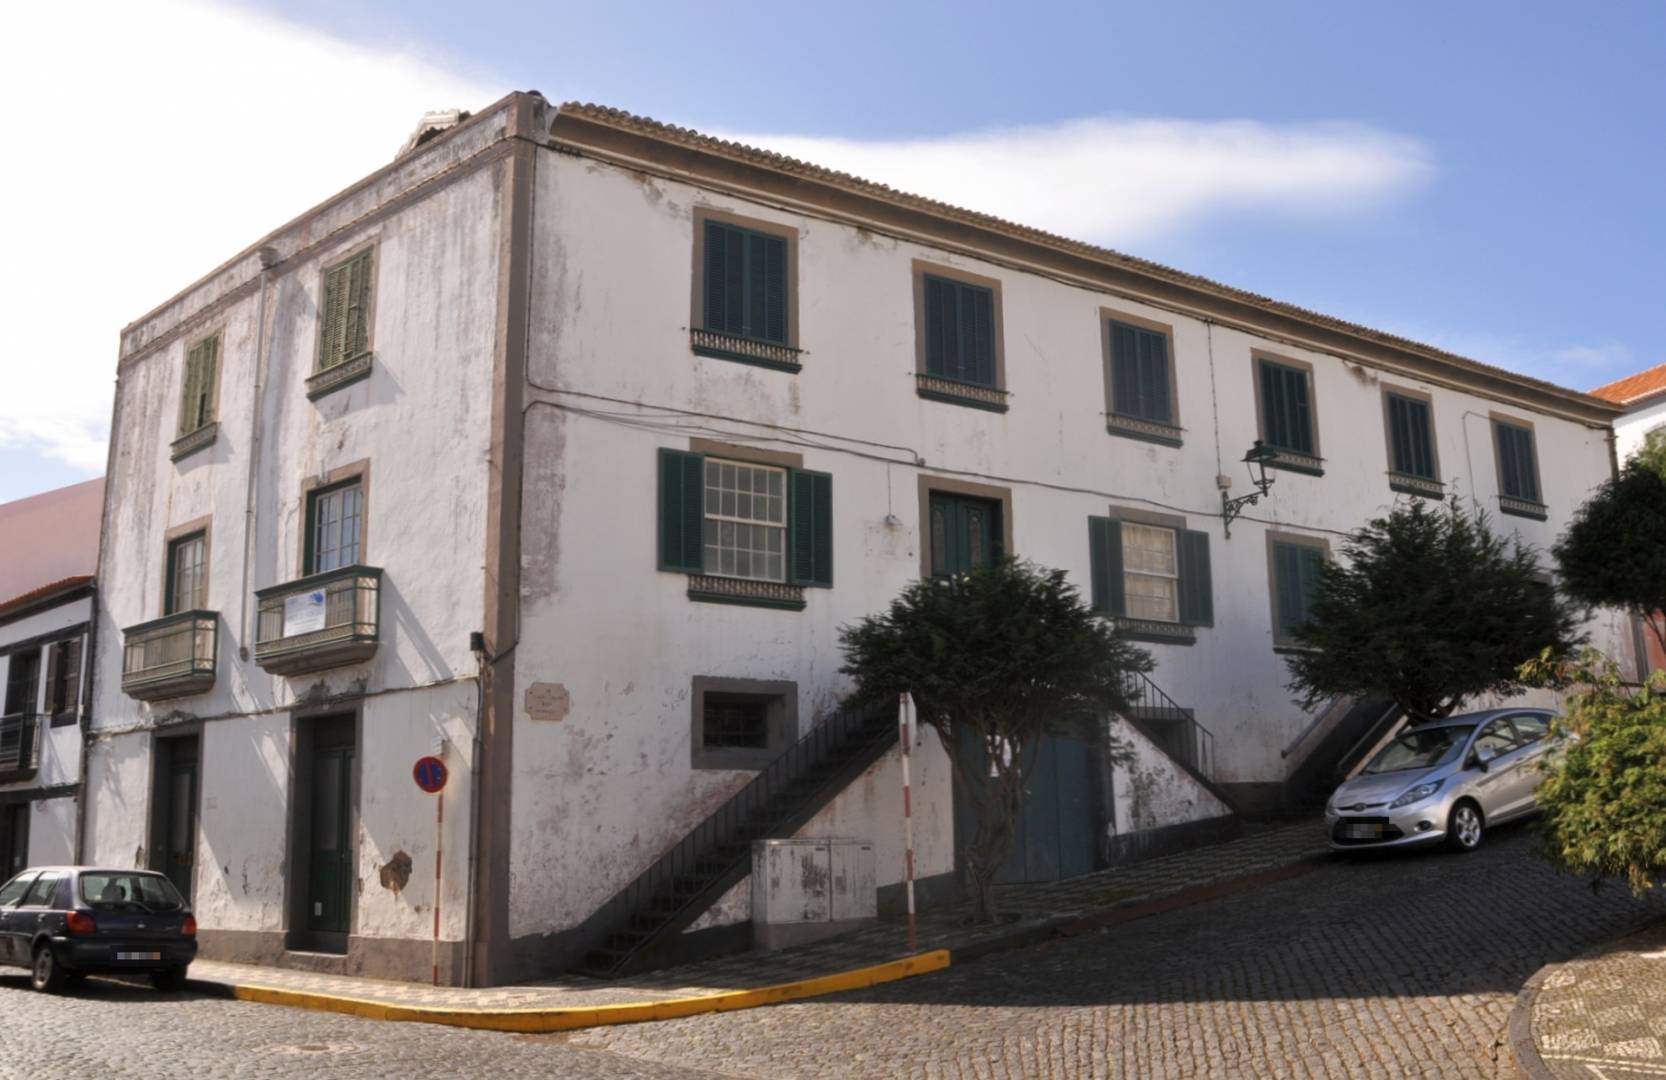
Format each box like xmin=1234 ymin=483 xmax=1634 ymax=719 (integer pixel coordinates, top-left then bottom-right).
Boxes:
xmin=526 ymin=682 xmax=570 ymax=723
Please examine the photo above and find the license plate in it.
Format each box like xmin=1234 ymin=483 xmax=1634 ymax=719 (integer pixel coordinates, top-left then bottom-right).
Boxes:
xmin=1342 ymin=823 xmax=1383 ymax=839
xmin=117 ymin=951 xmax=162 ymax=961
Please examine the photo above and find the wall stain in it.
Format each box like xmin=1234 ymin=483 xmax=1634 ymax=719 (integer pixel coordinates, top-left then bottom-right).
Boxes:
xmin=378 ymin=850 xmax=413 ymax=894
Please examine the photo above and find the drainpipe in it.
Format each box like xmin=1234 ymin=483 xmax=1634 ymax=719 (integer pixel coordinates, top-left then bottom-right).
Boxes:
xmin=238 ymin=247 xmax=280 ymax=660
xmin=462 ymin=634 xmax=487 ymax=987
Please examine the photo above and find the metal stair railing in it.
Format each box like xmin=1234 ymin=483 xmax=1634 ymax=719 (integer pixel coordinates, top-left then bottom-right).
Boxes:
xmin=1122 ymin=670 xmax=1215 ymax=781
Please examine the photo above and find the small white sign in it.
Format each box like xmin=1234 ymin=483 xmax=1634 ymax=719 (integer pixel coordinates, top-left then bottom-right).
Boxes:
xmin=285 ymin=590 xmax=328 ymax=635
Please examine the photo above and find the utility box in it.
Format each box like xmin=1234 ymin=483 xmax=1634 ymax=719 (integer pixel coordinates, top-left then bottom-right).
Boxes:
xmin=751 ymin=837 xmax=877 ymax=951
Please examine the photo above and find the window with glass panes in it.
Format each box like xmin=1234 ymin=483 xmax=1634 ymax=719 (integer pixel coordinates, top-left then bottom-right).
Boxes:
xmin=166 ymin=533 xmax=207 ymax=614
xmin=308 ymin=482 xmax=363 ymax=574
xmin=1121 ymin=523 xmax=1180 ymax=622
xmin=703 ymin=460 xmax=787 ymax=582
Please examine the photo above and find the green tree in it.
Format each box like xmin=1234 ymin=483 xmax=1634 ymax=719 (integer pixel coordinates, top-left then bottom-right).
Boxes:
xmin=840 ymin=559 xmax=1149 ymax=922
xmin=1285 ymin=498 xmax=1580 ymax=724
xmin=1554 ymin=452 xmax=1666 ymax=658
xmin=1524 ymin=651 xmax=1666 ymax=896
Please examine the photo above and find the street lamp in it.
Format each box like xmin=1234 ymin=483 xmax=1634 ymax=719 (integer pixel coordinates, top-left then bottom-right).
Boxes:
xmin=1221 ymin=440 xmax=1277 ymax=538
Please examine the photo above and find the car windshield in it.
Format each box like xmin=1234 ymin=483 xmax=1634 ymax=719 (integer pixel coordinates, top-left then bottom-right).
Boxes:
xmin=1362 ymin=725 xmax=1475 ymax=775
xmin=78 ymin=872 xmax=185 ymax=912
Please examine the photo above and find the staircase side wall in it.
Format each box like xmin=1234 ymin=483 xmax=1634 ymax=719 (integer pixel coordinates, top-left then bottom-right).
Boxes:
xmin=1109 ymin=716 xmax=1232 ymax=840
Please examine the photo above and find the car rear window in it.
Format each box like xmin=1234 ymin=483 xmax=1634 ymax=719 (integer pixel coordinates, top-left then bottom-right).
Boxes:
xmin=79 ymin=872 xmax=185 ymax=912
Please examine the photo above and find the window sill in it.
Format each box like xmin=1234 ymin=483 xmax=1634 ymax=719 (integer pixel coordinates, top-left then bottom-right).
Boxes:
xmin=1107 ymin=415 xmax=1183 ymax=447
xmin=690 ymin=329 xmax=803 ymax=373
xmin=1114 ymin=617 xmax=1198 ymax=645
xmin=1388 ymin=473 xmax=1445 ymax=499
xmin=49 ymin=710 xmax=79 ymax=729
xmin=1498 ymin=495 xmax=1548 ymax=521
xmin=170 ymin=422 xmax=219 ymax=462
xmin=687 ymin=574 xmax=807 ymax=611
xmin=306 ymin=353 xmax=374 ymax=400
xmin=915 ymin=373 xmax=1009 ymax=413
xmin=1266 ymin=449 xmax=1325 ymax=476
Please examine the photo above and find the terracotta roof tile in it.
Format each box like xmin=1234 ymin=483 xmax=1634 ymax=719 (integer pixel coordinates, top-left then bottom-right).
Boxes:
xmin=0 ymin=575 xmax=93 ymax=618
xmin=1590 ymin=362 xmax=1666 ymax=407
xmin=554 ymin=101 xmax=1618 ymax=418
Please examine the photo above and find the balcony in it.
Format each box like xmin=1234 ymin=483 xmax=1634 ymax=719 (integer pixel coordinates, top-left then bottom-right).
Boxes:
xmin=254 ymin=566 xmax=381 ymax=676
xmin=0 ymin=713 xmax=39 ymax=779
xmin=121 ymin=611 xmax=219 ymax=701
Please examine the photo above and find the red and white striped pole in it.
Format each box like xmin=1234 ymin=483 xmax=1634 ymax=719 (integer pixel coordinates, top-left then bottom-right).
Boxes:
xmin=898 ymin=691 xmax=917 ymax=952
xmin=432 ymin=785 xmax=444 ymax=987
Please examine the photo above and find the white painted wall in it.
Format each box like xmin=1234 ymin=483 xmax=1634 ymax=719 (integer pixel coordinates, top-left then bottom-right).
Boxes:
xmin=88 ymin=119 xmax=507 ymax=954
xmin=505 ymin=145 xmax=1626 ymax=941
xmin=2 ymin=594 xmax=92 ymax=870
xmin=1614 ymin=397 xmax=1666 ymax=463
xmin=1109 ymin=717 xmax=1231 ymax=835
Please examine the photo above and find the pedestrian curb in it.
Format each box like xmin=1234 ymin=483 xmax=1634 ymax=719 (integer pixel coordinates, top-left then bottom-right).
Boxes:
xmin=1507 ymin=963 xmax=1558 ymax=1080
xmin=183 ymin=949 xmax=952 ymax=1034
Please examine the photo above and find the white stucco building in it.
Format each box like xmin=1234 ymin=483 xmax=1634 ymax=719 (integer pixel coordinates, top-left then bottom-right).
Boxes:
xmin=1 ymin=479 xmax=104 ymax=878
xmin=86 ymin=92 xmax=1628 ymax=986
xmin=1591 ymin=361 xmax=1666 ymax=673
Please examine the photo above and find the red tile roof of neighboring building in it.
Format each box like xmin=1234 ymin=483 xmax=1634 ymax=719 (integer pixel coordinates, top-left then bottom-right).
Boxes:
xmin=1590 ymin=362 xmax=1666 ymax=408
xmin=0 ymin=575 xmax=93 ymax=619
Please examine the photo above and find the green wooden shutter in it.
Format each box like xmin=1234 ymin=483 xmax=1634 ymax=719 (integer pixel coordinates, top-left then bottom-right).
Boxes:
xmin=1178 ymin=529 xmax=1213 ymax=626
xmin=1261 ymin=362 xmax=1314 ymax=454
xmin=196 ymin=336 xmax=218 ymax=428
xmin=924 ymin=276 xmax=949 ymax=377
xmin=790 ymin=469 xmax=833 ymax=586
xmin=1388 ymin=395 xmax=1434 ymax=478
xmin=320 ymin=260 xmax=352 ymax=369
xmin=1088 ymin=516 xmax=1125 ymax=616
xmin=744 ymin=230 xmax=788 ymax=344
xmin=346 ymin=250 xmax=372 ymax=360
xmin=1299 ymin=546 xmax=1326 ymax=627
xmin=178 ymin=348 xmax=201 ymax=436
xmin=657 ymin=449 xmax=704 ymax=573
xmin=703 ymin=221 xmax=730 ymax=333
xmin=1274 ymin=542 xmax=1304 ymax=637
xmin=1109 ymin=322 xmax=1139 ymax=417
xmin=42 ymin=643 xmax=61 ymax=716
xmin=1498 ymin=424 xmax=1540 ymax=501
xmin=1139 ymin=329 xmax=1171 ymax=424
xmin=966 ymin=283 xmax=994 ymax=386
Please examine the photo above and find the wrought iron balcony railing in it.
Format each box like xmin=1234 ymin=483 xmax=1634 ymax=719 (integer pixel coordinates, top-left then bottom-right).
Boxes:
xmin=121 ymin=610 xmax=218 ymax=701
xmin=0 ymin=712 xmax=39 ymax=776
xmin=254 ymin=566 xmax=382 ymax=677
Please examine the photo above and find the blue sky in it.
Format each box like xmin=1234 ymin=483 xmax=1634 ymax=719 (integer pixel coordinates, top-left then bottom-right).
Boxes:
xmin=1 ymin=0 xmax=1660 ymax=502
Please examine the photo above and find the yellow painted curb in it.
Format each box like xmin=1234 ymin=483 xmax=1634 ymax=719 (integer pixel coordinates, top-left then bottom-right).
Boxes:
xmin=220 ymin=949 xmax=952 ymax=1033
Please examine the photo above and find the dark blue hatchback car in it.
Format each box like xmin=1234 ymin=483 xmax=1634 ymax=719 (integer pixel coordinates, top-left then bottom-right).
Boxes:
xmin=0 ymin=867 xmax=197 ymax=992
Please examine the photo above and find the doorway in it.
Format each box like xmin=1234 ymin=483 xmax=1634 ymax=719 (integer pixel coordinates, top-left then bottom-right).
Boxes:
xmin=150 ymin=735 xmax=199 ymax=902
xmin=0 ymin=802 xmax=29 ymax=879
xmin=292 ymin=714 xmax=356 ymax=953
xmin=953 ymin=729 xmax=1099 ymax=885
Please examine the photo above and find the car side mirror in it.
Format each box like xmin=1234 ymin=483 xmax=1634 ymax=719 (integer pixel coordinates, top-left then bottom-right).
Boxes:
xmin=1473 ymin=746 xmax=1498 ymax=771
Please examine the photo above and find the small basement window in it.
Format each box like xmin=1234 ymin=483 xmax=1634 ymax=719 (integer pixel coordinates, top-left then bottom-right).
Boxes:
xmin=690 ymin=676 xmax=797 ymax=770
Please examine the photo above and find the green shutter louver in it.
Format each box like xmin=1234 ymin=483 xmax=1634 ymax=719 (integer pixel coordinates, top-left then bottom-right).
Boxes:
xmin=702 ymin=221 xmax=788 ymax=344
xmin=1260 ymin=361 xmax=1314 ymax=454
xmin=790 ymin=469 xmax=833 ymax=587
xmin=1387 ymin=394 xmax=1435 ymax=479
xmin=1178 ymin=529 xmax=1213 ymax=626
xmin=1496 ymin=423 xmax=1540 ymax=501
xmin=1108 ymin=322 xmax=1173 ymax=425
xmin=178 ymin=336 xmax=219 ymax=435
xmin=1088 ymin=516 xmax=1124 ymax=616
xmin=923 ymin=274 xmax=997 ymax=387
xmin=657 ymin=449 xmax=705 ymax=573
xmin=320 ymin=250 xmax=373 ymax=370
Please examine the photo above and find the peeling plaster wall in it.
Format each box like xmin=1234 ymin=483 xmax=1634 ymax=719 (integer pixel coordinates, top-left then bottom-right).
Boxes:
xmin=88 ymin=113 xmax=506 ymax=953
xmin=1109 ymin=717 xmax=1231 ymax=836
xmin=510 ymin=146 xmax=1624 ymax=941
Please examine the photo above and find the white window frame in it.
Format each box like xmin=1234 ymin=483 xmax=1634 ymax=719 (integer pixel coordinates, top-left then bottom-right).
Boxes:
xmin=702 ymin=458 xmax=788 ymax=583
xmin=1122 ymin=522 xmax=1180 ymax=623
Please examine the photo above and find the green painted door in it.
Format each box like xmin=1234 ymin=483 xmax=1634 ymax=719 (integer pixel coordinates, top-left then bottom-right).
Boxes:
xmin=928 ymin=493 xmax=1000 ymax=576
xmin=160 ymin=739 xmax=198 ymax=902
xmin=952 ymin=730 xmax=1099 ymax=885
xmin=308 ymin=725 xmax=355 ymax=938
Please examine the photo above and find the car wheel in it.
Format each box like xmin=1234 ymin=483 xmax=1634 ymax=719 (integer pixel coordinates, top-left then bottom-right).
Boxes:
xmin=149 ymin=967 xmax=188 ymax=993
xmin=31 ymin=945 xmax=68 ymax=993
xmin=1446 ymin=800 xmax=1485 ymax=853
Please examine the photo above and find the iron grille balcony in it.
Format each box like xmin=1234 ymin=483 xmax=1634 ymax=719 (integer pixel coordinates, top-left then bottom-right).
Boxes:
xmin=121 ymin=611 xmax=219 ymax=701
xmin=254 ymin=566 xmax=381 ymax=677
xmin=0 ymin=712 xmax=39 ymax=777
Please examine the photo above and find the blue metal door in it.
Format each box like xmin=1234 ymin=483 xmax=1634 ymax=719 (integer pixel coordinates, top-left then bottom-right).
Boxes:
xmin=954 ymin=729 xmax=1098 ymax=885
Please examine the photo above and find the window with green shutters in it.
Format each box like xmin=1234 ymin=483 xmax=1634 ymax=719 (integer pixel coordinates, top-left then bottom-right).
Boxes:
xmin=1257 ymin=359 xmax=1318 ymax=461
xmin=1270 ymin=539 xmax=1327 ymax=645
xmin=1384 ymin=391 xmax=1441 ymax=495
xmin=1087 ymin=516 xmax=1212 ymax=640
xmin=923 ymin=274 xmax=997 ymax=387
xmin=702 ymin=220 xmax=788 ymax=345
xmin=1493 ymin=420 xmax=1543 ymax=512
xmin=658 ymin=449 xmax=832 ymax=607
xmin=177 ymin=335 xmax=219 ymax=437
xmin=318 ymin=250 xmax=374 ymax=372
xmin=1107 ymin=321 xmax=1173 ymax=426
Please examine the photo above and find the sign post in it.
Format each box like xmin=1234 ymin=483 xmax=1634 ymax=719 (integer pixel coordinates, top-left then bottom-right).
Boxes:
xmin=413 ymin=753 xmax=449 ymax=985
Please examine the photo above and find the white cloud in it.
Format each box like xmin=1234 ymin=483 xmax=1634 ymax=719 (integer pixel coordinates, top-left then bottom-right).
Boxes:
xmin=0 ymin=0 xmax=497 ymax=479
xmin=1385 ymin=326 xmax=1639 ymax=390
xmin=722 ymin=117 xmax=1434 ymax=247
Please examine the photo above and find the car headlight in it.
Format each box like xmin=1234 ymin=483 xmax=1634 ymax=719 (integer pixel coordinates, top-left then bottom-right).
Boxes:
xmin=1389 ymin=780 xmax=1442 ymax=809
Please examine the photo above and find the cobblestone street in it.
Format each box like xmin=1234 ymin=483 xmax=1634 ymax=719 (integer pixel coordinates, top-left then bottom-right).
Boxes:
xmin=3 ymin=826 xmax=1661 ymax=1078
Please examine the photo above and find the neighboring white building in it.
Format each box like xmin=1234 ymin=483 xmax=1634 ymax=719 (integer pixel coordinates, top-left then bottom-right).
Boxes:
xmin=1 ymin=479 xmax=103 ymax=878
xmin=87 ymin=92 xmax=1629 ymax=986
xmin=1591 ymin=361 xmax=1666 ymax=673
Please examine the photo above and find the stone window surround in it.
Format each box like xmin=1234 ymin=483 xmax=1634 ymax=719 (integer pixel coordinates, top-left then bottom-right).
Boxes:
xmin=689 ymin=205 xmax=802 ymax=354
xmin=1265 ymin=530 xmax=1332 ymax=650
xmin=915 ymin=474 xmax=1014 ymax=580
xmin=307 ymin=239 xmax=379 ymax=400
xmin=1100 ymin=307 xmax=1183 ymax=446
xmin=1250 ymin=349 xmax=1324 ymax=475
xmin=1489 ymin=410 xmax=1548 ymax=519
xmin=1379 ymin=382 xmax=1444 ymax=497
xmin=172 ymin=329 xmax=225 ymax=462
xmin=160 ymin=515 xmax=214 ymax=617
xmin=297 ymin=460 xmax=371 ymax=578
xmin=911 ymin=259 xmax=1008 ymax=410
xmin=690 ymin=675 xmax=798 ymax=770
xmin=1101 ymin=504 xmax=1200 ymax=645
xmin=683 ymin=439 xmax=808 ymax=609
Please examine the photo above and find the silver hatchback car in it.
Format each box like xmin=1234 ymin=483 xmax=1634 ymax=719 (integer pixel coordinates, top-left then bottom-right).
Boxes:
xmin=1325 ymin=708 xmax=1562 ymax=853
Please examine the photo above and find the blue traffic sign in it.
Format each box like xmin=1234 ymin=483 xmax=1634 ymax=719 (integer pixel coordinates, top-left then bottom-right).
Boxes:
xmin=413 ymin=755 xmax=448 ymax=794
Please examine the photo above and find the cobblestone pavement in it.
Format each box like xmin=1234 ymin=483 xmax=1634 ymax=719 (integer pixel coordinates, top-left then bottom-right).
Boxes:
xmin=1526 ymin=919 xmax=1666 ymax=1079
xmin=573 ymin=827 xmax=1666 ymax=1079
xmin=184 ymin=819 xmax=1327 ymax=1011
xmin=4 ymin=825 xmax=1658 ymax=1078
